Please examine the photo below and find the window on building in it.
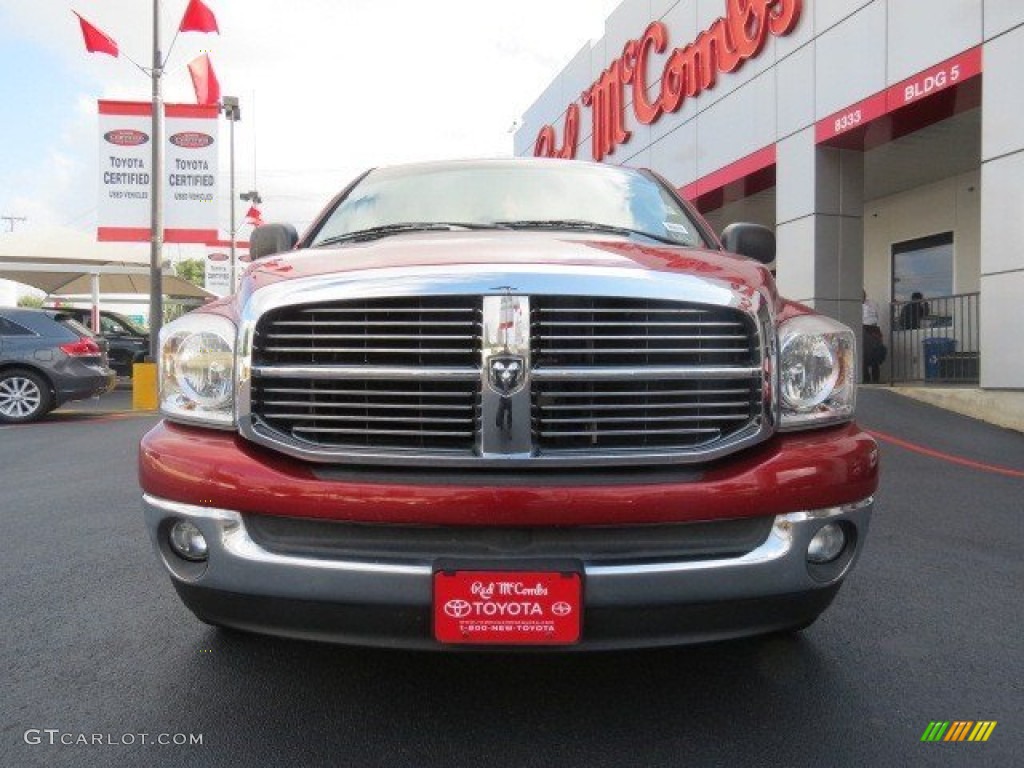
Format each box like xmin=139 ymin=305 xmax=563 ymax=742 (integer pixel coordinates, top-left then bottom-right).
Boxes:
xmin=891 ymin=232 xmax=954 ymax=302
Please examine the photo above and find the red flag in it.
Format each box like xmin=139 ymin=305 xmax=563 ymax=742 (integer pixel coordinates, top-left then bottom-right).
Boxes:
xmin=245 ymin=206 xmax=264 ymax=227
xmin=73 ymin=11 xmax=119 ymax=57
xmin=180 ymin=0 xmax=219 ymax=33
xmin=188 ymin=54 xmax=221 ymax=106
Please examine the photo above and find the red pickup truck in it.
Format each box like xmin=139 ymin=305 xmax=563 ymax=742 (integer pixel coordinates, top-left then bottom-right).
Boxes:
xmin=141 ymin=158 xmax=877 ymax=649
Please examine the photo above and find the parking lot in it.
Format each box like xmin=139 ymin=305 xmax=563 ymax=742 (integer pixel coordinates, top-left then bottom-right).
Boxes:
xmin=2 ymin=388 xmax=1021 ymax=767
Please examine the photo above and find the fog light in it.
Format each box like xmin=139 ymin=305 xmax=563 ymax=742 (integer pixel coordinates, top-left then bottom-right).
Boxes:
xmin=807 ymin=523 xmax=845 ymax=564
xmin=169 ymin=520 xmax=208 ymax=562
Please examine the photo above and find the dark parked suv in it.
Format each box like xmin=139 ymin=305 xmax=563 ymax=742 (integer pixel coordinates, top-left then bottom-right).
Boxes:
xmin=0 ymin=307 xmax=116 ymax=423
xmin=45 ymin=307 xmax=150 ymax=377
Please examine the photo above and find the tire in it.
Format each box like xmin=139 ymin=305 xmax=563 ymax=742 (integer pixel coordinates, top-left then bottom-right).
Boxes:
xmin=0 ymin=369 xmax=54 ymax=424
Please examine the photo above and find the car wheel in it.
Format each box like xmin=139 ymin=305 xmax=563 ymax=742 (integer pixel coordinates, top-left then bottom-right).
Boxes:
xmin=0 ymin=369 xmax=53 ymax=424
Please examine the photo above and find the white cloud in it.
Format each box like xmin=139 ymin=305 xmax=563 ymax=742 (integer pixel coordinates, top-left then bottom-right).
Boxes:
xmin=1 ymin=0 xmax=618 ymax=237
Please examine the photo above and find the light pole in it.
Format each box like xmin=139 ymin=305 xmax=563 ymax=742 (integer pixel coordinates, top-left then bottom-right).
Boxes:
xmin=148 ymin=0 xmax=164 ymax=359
xmin=221 ymin=96 xmax=240 ymax=292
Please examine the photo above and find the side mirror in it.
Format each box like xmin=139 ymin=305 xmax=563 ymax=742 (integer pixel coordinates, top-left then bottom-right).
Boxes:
xmin=251 ymin=223 xmax=299 ymax=260
xmin=720 ymin=223 xmax=775 ymax=265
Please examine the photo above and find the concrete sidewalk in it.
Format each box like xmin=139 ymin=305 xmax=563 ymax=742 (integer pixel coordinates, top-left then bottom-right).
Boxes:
xmin=867 ymin=385 xmax=1024 ymax=434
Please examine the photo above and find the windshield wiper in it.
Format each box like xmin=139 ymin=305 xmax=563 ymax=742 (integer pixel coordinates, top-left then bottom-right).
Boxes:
xmin=494 ymin=219 xmax=680 ymax=245
xmin=315 ymin=222 xmax=503 ymax=247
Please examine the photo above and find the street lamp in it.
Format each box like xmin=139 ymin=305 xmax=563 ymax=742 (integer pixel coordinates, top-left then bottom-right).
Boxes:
xmin=149 ymin=0 xmax=164 ymax=359
xmin=221 ymin=96 xmax=241 ymax=291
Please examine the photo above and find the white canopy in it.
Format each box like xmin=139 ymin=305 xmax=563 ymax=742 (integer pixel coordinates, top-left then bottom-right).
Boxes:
xmin=0 ymin=228 xmax=214 ymax=299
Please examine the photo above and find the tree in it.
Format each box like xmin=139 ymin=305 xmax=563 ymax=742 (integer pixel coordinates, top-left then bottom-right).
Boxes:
xmin=175 ymin=258 xmax=205 ymax=287
xmin=17 ymin=295 xmax=44 ymax=308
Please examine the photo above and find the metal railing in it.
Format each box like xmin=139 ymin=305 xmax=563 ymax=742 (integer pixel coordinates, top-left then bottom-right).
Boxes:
xmin=887 ymin=292 xmax=979 ymax=385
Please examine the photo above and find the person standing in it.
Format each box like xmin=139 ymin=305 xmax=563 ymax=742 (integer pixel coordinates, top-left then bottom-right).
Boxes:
xmin=899 ymin=291 xmax=929 ymax=330
xmin=862 ymin=290 xmax=884 ymax=384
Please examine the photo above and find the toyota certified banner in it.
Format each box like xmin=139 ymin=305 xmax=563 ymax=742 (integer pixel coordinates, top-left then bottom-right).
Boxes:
xmin=97 ymin=100 xmax=219 ymax=244
xmin=204 ymin=246 xmax=249 ymax=297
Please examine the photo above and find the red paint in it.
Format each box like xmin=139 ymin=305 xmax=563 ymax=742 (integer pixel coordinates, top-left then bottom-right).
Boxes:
xmin=205 ymin=238 xmax=251 ymax=248
xmin=139 ymin=421 xmax=878 ymax=526
xmin=684 ymin=145 xmax=776 ymax=201
xmin=433 ymin=571 xmax=582 ymax=645
xmin=866 ymin=428 xmax=1024 ymax=480
xmin=98 ymin=227 xmax=219 ymax=244
xmin=103 ymin=129 xmax=149 ymax=147
xmin=533 ymin=105 xmax=580 ymax=159
xmin=815 ymin=92 xmax=889 ymax=144
xmin=242 ymin=232 xmax=771 ymax=296
xmin=887 ymin=46 xmax=981 ymax=112
xmin=582 ymin=239 xmax=774 ymax=297
xmin=98 ymin=100 xmax=218 ymax=119
xmin=99 ymin=100 xmax=151 ymax=116
xmin=816 ymin=46 xmax=982 ymax=147
xmin=582 ymin=58 xmax=632 ymax=161
xmin=169 ymin=131 xmax=214 ymax=149
xmin=164 ymin=104 xmax=219 ymax=120
xmin=535 ymin=0 xmax=802 ymax=161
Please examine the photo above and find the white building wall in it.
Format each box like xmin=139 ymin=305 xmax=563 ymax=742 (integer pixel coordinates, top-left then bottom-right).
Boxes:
xmin=980 ymin=20 xmax=1024 ymax=388
xmin=516 ymin=0 xmax=1022 ymax=388
xmin=862 ymin=170 xmax=982 ymax=320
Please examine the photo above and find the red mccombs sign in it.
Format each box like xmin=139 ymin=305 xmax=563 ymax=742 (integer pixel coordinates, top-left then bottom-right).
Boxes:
xmin=534 ymin=0 xmax=802 ymax=162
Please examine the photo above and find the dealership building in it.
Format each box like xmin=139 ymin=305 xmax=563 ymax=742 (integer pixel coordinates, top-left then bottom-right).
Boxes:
xmin=516 ymin=0 xmax=1024 ymax=397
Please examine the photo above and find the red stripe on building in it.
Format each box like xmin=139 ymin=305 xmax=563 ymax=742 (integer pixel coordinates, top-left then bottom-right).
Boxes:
xmin=887 ymin=46 xmax=982 ymax=112
xmin=816 ymin=92 xmax=889 ymax=144
xmin=680 ymin=145 xmax=777 ymax=212
xmin=817 ymin=46 xmax=983 ymax=147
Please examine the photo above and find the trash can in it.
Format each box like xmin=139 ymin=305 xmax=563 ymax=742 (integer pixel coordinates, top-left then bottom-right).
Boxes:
xmin=923 ymin=337 xmax=956 ymax=380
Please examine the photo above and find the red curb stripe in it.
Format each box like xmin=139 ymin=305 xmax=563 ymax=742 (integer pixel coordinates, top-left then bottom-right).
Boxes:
xmin=866 ymin=428 xmax=1024 ymax=479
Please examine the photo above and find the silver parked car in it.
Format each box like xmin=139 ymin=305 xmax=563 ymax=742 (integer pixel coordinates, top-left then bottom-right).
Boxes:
xmin=0 ymin=307 xmax=116 ymax=423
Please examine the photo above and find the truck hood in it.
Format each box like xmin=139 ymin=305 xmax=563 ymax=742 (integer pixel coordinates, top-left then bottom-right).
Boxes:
xmin=222 ymin=231 xmax=782 ymax=321
xmin=243 ymin=230 xmax=774 ymax=296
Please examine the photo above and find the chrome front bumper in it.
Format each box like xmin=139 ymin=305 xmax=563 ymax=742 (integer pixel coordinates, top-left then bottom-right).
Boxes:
xmin=143 ymin=494 xmax=873 ymax=649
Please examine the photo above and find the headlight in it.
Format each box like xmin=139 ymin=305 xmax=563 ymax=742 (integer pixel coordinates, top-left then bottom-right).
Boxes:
xmin=159 ymin=313 xmax=236 ymax=428
xmin=778 ymin=314 xmax=856 ymax=430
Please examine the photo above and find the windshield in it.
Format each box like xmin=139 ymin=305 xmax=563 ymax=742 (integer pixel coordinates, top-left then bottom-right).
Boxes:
xmin=104 ymin=314 xmax=146 ymax=335
xmin=54 ymin=315 xmax=95 ymax=338
xmin=309 ymin=161 xmax=708 ymax=248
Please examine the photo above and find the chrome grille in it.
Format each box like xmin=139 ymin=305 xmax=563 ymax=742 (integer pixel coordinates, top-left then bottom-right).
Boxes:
xmin=532 ymin=379 xmax=760 ymax=451
xmin=532 ymin=296 xmax=756 ymax=367
xmin=250 ymin=297 xmax=481 ymax=453
xmin=242 ymin=289 xmax=769 ymax=466
xmin=250 ymin=378 xmax=479 ymax=451
xmin=254 ymin=296 xmax=480 ymax=367
xmin=531 ymin=297 xmax=761 ymax=453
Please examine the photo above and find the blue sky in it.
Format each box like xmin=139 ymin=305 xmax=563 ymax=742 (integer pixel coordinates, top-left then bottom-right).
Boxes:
xmin=0 ymin=32 xmax=95 ymax=230
xmin=0 ymin=0 xmax=615 ymax=247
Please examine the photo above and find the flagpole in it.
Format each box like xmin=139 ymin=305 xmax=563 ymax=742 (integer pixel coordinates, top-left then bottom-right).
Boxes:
xmin=149 ymin=0 xmax=164 ymax=359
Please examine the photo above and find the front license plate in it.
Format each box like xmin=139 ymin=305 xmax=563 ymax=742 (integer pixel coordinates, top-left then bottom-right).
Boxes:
xmin=433 ymin=570 xmax=582 ymax=646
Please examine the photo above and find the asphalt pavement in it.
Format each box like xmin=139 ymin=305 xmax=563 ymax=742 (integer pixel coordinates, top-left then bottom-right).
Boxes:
xmin=1 ymin=388 xmax=1021 ymax=767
